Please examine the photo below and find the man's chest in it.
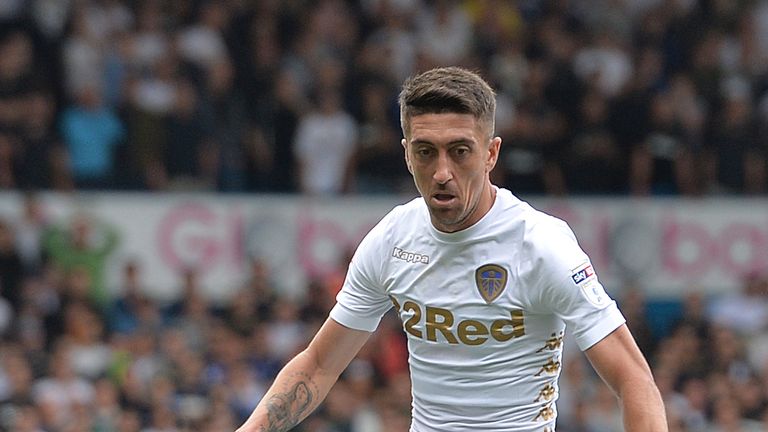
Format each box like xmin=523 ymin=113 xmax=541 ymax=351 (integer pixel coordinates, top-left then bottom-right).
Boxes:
xmin=383 ymin=237 xmax=533 ymax=347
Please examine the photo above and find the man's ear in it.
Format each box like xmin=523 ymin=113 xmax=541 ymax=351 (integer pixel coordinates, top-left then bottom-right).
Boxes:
xmin=402 ymin=138 xmax=413 ymax=174
xmin=487 ymin=136 xmax=502 ymax=172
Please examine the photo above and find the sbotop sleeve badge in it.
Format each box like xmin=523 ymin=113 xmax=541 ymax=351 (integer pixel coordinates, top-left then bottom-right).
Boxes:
xmin=475 ymin=264 xmax=508 ymax=303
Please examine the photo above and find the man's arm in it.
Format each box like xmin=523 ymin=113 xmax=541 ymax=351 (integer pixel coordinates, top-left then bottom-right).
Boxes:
xmin=237 ymin=318 xmax=371 ymax=432
xmin=584 ymin=324 xmax=668 ymax=431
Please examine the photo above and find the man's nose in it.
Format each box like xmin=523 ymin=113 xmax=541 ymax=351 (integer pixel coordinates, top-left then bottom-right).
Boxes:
xmin=433 ymin=152 xmax=452 ymax=184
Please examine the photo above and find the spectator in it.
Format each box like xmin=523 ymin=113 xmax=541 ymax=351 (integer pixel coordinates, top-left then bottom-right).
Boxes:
xmin=0 ymin=30 xmax=50 ymax=189
xmin=163 ymin=268 xmax=212 ymax=353
xmin=61 ymin=5 xmax=106 ymax=100
xmin=123 ymin=53 xmax=179 ymax=188
xmin=362 ymin=1 xmax=418 ymax=84
xmin=164 ymin=78 xmax=216 ymax=190
xmin=115 ymin=408 xmax=142 ymax=432
xmin=5 ymin=404 xmax=44 ymax=432
xmin=259 ymin=69 xmax=307 ymax=193
xmin=629 ymin=88 xmax=694 ymax=195
xmin=239 ymin=258 xmax=277 ymax=323
xmin=674 ymin=291 xmax=709 ymax=330
xmin=494 ymin=57 xmax=568 ymax=195
xmin=704 ymin=76 xmax=765 ymax=194
xmin=110 ymin=260 xmax=161 ymax=335
xmin=708 ymin=272 xmax=768 ymax=337
xmin=235 ymin=7 xmax=281 ymax=125
xmin=199 ymin=58 xmax=248 ymax=191
xmin=59 ymin=85 xmax=125 ymax=189
xmin=353 ymin=79 xmax=411 ymax=194
xmin=13 ymin=291 xmax=50 ymax=374
xmin=737 ymin=376 xmax=767 ymax=421
xmin=0 ymin=30 xmax=41 ymax=134
xmin=294 ymin=86 xmax=359 ymax=195
xmin=416 ymin=0 xmax=473 ymax=66
xmin=572 ymin=29 xmax=633 ymax=98
xmin=246 ymin=326 xmax=282 ymax=383
xmin=60 ymin=301 xmax=112 ymax=379
xmin=129 ymin=0 xmax=171 ymax=73
xmin=668 ymin=375 xmax=709 ymax=431
xmin=263 ymin=299 xmax=307 ymax=362
xmin=176 ymin=1 xmax=230 ymax=73
xmin=43 ymin=213 xmax=120 ymax=308
xmin=31 ymin=342 xmax=95 ymax=430
xmin=120 ymin=330 xmax=166 ymax=413
xmin=708 ymin=395 xmax=763 ymax=432
xmin=0 ymin=218 xmax=23 ymax=311
xmin=91 ymin=377 xmax=122 ymax=432
xmin=226 ymin=358 xmax=267 ymax=424
xmin=563 ymin=88 xmax=624 ymax=194
xmin=222 ymin=287 xmax=260 ymax=338
xmin=172 ymin=351 xmax=211 ymax=426
xmin=17 ymin=90 xmax=72 ymax=190
xmin=0 ymin=345 xmax=35 ymax=406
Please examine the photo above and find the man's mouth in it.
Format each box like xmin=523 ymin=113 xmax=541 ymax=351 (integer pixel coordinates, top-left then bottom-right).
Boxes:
xmin=432 ymin=193 xmax=456 ymax=203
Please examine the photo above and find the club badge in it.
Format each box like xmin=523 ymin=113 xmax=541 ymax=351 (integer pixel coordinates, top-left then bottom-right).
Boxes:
xmin=475 ymin=264 xmax=508 ymax=303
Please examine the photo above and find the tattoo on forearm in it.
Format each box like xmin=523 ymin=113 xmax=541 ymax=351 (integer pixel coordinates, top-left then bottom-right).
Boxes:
xmin=260 ymin=374 xmax=317 ymax=432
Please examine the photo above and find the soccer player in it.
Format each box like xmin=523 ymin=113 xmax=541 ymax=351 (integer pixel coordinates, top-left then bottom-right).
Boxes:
xmin=237 ymin=67 xmax=668 ymax=431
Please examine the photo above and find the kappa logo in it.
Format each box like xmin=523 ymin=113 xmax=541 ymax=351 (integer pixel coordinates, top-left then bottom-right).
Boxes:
xmin=392 ymin=247 xmax=430 ymax=264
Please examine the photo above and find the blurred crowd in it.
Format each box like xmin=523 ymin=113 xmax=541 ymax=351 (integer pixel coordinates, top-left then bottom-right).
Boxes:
xmin=3 ymin=0 xmax=768 ymax=431
xmin=2 ymin=0 xmax=768 ymax=195
xmin=0 ymin=194 xmax=413 ymax=431
xmin=1 ymin=194 xmax=768 ymax=431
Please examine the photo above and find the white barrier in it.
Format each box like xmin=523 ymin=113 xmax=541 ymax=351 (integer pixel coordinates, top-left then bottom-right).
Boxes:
xmin=0 ymin=192 xmax=764 ymax=301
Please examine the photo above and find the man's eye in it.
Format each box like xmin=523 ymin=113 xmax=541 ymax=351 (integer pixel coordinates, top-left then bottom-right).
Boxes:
xmin=454 ymin=147 xmax=469 ymax=156
xmin=417 ymin=148 xmax=432 ymax=157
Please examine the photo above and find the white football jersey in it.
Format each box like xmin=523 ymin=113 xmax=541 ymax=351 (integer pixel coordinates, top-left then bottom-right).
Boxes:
xmin=330 ymin=187 xmax=625 ymax=432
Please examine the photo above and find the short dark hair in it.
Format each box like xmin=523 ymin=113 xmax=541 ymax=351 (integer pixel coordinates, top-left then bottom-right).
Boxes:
xmin=399 ymin=67 xmax=496 ymax=139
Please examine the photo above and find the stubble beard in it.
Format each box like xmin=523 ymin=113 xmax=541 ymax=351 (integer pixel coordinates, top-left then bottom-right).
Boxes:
xmin=428 ymin=194 xmax=479 ymax=233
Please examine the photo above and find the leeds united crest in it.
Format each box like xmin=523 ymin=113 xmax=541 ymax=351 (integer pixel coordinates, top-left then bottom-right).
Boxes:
xmin=475 ymin=264 xmax=508 ymax=303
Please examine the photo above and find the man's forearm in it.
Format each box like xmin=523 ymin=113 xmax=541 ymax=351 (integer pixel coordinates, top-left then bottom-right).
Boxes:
xmin=256 ymin=371 xmax=318 ymax=432
xmin=237 ymin=351 xmax=338 ymax=432
xmin=619 ymin=378 xmax=668 ymax=431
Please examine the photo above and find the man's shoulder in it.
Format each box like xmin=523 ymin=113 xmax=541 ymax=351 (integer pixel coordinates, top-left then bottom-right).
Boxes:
xmin=362 ymin=196 xmax=426 ymax=243
xmin=383 ymin=195 xmax=426 ymax=223
xmin=495 ymin=188 xmax=566 ymax=232
xmin=493 ymin=191 xmax=574 ymax=254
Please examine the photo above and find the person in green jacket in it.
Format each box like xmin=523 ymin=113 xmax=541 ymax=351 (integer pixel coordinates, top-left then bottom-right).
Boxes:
xmin=44 ymin=213 xmax=119 ymax=309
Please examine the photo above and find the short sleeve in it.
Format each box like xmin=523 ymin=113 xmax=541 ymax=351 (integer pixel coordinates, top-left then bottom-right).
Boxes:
xmin=526 ymin=218 xmax=625 ymax=351
xmin=329 ymin=215 xmax=394 ymax=332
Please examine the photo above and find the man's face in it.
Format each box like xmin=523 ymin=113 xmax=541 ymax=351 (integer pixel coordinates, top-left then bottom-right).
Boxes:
xmin=403 ymin=113 xmax=500 ymax=233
